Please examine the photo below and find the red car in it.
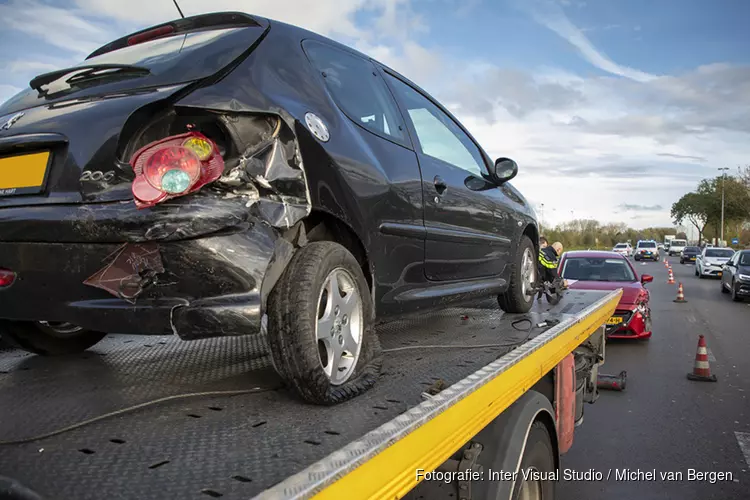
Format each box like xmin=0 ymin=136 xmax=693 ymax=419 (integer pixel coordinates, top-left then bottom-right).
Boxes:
xmin=559 ymin=251 xmax=653 ymax=340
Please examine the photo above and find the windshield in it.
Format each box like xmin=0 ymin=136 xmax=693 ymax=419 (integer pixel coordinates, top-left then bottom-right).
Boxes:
xmin=705 ymin=249 xmax=735 ymax=258
xmin=561 ymin=257 xmax=636 ymax=282
xmin=740 ymin=253 xmax=750 ymax=266
xmin=0 ymin=26 xmax=264 ymax=114
xmin=671 ymin=240 xmax=687 ymax=246
xmin=638 ymin=242 xmax=656 ymax=248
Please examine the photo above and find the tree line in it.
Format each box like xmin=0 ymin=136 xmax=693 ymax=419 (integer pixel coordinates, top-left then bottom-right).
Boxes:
xmin=540 ymin=220 xmax=685 ymax=251
xmin=671 ymin=165 xmax=750 ymax=245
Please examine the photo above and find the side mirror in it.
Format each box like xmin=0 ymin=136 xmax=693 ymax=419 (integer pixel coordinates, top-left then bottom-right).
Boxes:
xmin=490 ymin=157 xmax=518 ymax=184
xmin=641 ymin=274 xmax=653 ymax=284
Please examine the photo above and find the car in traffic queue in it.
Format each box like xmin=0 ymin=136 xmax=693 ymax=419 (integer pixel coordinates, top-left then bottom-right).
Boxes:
xmin=696 ymin=247 xmax=735 ymax=279
xmin=720 ymin=249 xmax=750 ymax=302
xmin=559 ymin=251 xmax=653 ymax=340
xmin=634 ymin=240 xmax=660 ymax=261
xmin=680 ymin=246 xmax=700 ymax=264
xmin=0 ymin=12 xmax=540 ymax=405
xmin=612 ymin=242 xmax=632 ymax=257
xmin=667 ymin=239 xmax=687 ymax=257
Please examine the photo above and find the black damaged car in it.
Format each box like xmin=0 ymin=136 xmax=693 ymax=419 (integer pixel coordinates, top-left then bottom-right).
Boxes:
xmin=0 ymin=12 xmax=539 ymax=404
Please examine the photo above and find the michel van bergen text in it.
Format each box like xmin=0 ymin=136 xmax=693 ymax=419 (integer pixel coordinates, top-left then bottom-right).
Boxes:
xmin=416 ymin=468 xmax=734 ymax=484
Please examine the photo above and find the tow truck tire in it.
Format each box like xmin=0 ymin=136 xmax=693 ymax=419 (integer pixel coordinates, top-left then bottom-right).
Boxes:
xmin=0 ymin=321 xmax=106 ymax=356
xmin=267 ymin=241 xmax=382 ymax=405
xmin=498 ymin=235 xmax=535 ymax=314
xmin=512 ymin=421 xmax=557 ymax=500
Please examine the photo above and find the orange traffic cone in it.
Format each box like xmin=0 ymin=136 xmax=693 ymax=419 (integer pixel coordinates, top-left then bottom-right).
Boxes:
xmin=664 ymin=258 xmax=669 ymax=267
xmin=687 ymin=335 xmax=717 ymax=382
xmin=674 ymin=282 xmax=687 ymax=303
xmin=667 ymin=267 xmax=675 ymax=284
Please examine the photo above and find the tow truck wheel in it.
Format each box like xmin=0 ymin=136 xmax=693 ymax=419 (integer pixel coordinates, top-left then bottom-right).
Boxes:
xmin=512 ymin=421 xmax=556 ymax=500
xmin=498 ymin=235 xmax=535 ymax=314
xmin=0 ymin=321 xmax=106 ymax=356
xmin=267 ymin=241 xmax=382 ymax=405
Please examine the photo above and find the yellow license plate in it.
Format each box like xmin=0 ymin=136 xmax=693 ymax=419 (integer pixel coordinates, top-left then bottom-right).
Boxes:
xmin=606 ymin=316 xmax=623 ymax=325
xmin=0 ymin=151 xmax=51 ymax=196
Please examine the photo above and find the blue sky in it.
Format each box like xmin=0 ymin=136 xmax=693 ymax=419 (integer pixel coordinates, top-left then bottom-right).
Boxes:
xmin=1 ymin=0 xmax=748 ymax=233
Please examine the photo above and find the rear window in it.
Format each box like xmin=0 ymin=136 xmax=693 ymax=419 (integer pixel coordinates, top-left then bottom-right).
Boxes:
xmin=1 ymin=26 xmax=265 ymax=114
xmin=561 ymin=257 xmax=636 ymax=282
xmin=671 ymin=240 xmax=687 ymax=246
xmin=614 ymin=244 xmax=628 ymax=249
xmin=639 ymin=242 xmax=656 ymax=248
xmin=706 ymin=249 xmax=735 ymax=258
xmin=684 ymin=247 xmax=699 ymax=252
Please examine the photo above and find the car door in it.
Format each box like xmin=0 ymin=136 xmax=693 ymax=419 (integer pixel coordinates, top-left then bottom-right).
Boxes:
xmin=724 ymin=253 xmax=739 ymax=288
xmin=381 ymin=70 xmax=511 ymax=282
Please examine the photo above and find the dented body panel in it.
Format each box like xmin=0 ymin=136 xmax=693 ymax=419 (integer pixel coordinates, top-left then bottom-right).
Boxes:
xmin=0 ymin=221 xmax=285 ymax=338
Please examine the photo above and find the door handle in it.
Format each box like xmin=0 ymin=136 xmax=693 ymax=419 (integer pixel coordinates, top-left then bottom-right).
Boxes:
xmin=434 ymin=175 xmax=447 ymax=195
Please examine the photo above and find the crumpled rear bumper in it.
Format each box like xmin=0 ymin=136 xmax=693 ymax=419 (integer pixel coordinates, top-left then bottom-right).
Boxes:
xmin=0 ymin=221 xmax=295 ymax=339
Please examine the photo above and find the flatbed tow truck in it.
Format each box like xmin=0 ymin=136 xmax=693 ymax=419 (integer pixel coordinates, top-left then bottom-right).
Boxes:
xmin=0 ymin=289 xmax=620 ymax=500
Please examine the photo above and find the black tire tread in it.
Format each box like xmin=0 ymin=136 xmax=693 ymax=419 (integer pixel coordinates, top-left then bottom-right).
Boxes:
xmin=0 ymin=321 xmax=106 ymax=356
xmin=267 ymin=241 xmax=382 ymax=405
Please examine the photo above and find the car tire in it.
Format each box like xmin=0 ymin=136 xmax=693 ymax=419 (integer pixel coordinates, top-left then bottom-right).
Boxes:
xmin=0 ymin=321 xmax=106 ymax=356
xmin=266 ymin=241 xmax=382 ymax=405
xmin=498 ymin=235 xmax=535 ymax=314
xmin=680 ymin=259 xmax=684 ymax=264
xmin=721 ymin=279 xmax=729 ymax=294
xmin=510 ymin=421 xmax=557 ymax=500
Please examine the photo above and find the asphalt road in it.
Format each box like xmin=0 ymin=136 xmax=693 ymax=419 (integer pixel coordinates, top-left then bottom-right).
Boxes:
xmin=559 ymin=255 xmax=750 ymax=500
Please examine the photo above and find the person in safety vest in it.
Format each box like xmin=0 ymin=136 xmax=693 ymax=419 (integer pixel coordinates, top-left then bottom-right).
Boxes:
xmin=538 ymin=241 xmax=563 ymax=285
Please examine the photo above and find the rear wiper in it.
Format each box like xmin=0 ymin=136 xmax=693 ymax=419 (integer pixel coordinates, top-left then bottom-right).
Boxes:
xmin=29 ymin=64 xmax=151 ymax=91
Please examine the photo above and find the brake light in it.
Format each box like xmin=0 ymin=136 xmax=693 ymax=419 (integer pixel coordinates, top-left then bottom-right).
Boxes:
xmin=130 ymin=132 xmax=224 ymax=209
xmin=127 ymin=25 xmax=175 ymax=46
xmin=0 ymin=268 xmax=16 ymax=287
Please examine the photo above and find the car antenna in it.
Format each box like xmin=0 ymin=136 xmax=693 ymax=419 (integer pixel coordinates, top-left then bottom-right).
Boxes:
xmin=172 ymin=0 xmax=185 ymax=18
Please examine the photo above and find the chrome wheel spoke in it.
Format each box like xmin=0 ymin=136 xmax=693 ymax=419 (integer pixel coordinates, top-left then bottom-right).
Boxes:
xmin=315 ymin=267 xmax=364 ymax=386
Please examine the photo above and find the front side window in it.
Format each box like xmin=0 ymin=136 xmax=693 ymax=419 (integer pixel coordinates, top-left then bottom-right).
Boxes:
xmin=384 ymin=74 xmax=486 ymax=177
xmin=303 ymin=42 xmax=406 ymax=144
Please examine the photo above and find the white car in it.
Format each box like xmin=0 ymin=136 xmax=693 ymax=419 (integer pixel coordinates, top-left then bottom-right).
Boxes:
xmin=634 ymin=240 xmax=660 ymax=261
xmin=612 ymin=243 xmax=632 ymax=257
xmin=668 ymin=239 xmax=687 ymax=256
xmin=696 ymin=247 xmax=735 ymax=278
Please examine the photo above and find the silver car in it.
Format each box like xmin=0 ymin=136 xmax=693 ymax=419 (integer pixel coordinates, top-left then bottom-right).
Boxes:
xmin=696 ymin=247 xmax=735 ymax=278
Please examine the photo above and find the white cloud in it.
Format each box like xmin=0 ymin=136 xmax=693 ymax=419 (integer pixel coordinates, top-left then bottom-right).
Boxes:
xmin=518 ymin=0 xmax=657 ymax=82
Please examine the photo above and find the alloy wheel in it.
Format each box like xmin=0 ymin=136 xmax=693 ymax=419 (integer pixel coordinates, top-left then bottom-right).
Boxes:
xmin=520 ymin=247 xmax=536 ymax=299
xmin=315 ymin=268 xmax=364 ymax=385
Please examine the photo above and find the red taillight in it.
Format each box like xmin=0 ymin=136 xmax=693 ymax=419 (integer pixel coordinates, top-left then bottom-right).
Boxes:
xmin=127 ymin=25 xmax=175 ymax=46
xmin=0 ymin=268 xmax=16 ymax=287
xmin=130 ymin=132 xmax=224 ymax=209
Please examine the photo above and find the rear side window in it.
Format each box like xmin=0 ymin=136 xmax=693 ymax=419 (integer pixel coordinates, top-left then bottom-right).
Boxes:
xmin=303 ymin=41 xmax=407 ymax=144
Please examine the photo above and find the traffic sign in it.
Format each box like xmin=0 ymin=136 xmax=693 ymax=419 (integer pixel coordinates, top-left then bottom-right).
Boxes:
xmin=732 ymin=238 xmax=739 ymax=245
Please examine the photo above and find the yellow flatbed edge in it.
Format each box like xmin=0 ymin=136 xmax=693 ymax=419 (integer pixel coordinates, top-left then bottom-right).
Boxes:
xmin=257 ymin=289 xmax=622 ymax=500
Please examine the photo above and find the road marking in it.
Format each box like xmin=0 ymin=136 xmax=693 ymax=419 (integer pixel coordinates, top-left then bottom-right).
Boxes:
xmin=735 ymin=432 xmax=750 ymax=468
xmin=707 ymin=349 xmax=716 ymax=362
xmin=687 ymin=315 xmax=697 ymax=324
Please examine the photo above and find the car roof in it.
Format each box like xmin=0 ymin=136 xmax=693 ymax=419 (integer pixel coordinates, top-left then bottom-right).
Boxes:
xmin=564 ymin=250 xmax=626 ymax=259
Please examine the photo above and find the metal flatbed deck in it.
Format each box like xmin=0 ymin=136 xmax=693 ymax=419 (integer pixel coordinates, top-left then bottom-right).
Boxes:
xmin=0 ymin=289 xmax=620 ymax=500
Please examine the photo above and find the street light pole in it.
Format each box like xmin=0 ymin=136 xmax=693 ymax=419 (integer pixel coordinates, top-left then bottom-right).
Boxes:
xmin=718 ymin=167 xmax=729 ymax=246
